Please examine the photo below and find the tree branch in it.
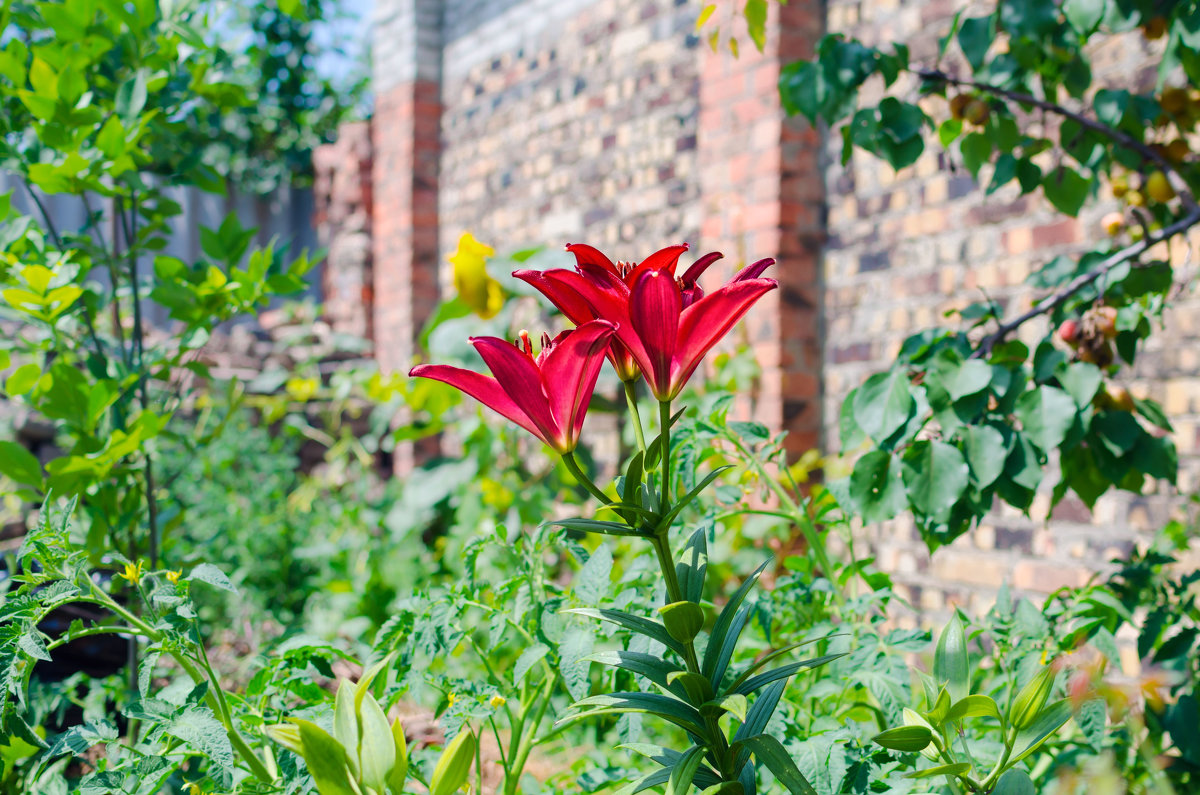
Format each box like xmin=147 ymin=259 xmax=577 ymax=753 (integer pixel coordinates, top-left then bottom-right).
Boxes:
xmin=916 ymin=67 xmax=1200 ymax=214
xmin=970 ymin=206 xmax=1200 ymax=358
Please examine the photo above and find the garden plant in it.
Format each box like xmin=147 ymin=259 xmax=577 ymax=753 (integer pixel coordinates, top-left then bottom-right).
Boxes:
xmin=0 ymin=0 xmax=1198 ymax=793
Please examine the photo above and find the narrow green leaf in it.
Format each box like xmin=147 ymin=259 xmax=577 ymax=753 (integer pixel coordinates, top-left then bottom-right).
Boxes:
xmin=667 ymin=745 xmax=707 ymax=795
xmin=735 ymin=734 xmax=818 ymax=795
xmin=906 ymin=762 xmax=972 ymax=779
xmin=701 ymin=561 xmax=769 ymax=682
xmin=566 ymin=608 xmax=686 ymax=657
xmin=332 ymin=681 xmax=359 ymax=777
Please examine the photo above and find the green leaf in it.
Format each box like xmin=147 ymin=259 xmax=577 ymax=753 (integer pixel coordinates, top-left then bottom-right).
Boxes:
xmin=731 ymin=652 xmax=846 ymax=696
xmin=667 ymin=745 xmax=707 ymax=795
xmin=575 ymin=544 xmax=613 ymax=605
xmin=872 ymin=725 xmax=932 ymax=752
xmin=0 ymin=442 xmax=44 ymax=489
xmin=960 ymin=132 xmax=992 ymax=177
xmin=587 ymin=650 xmax=682 ymax=696
xmin=566 ymin=692 xmax=706 ymax=736
xmin=96 ymin=116 xmax=125 ymax=158
xmin=566 ymin=608 xmax=686 ymax=657
xmin=852 ymin=370 xmax=914 ymax=444
xmin=962 ymin=424 xmax=1006 ymax=489
xmin=957 ymin=15 xmax=995 ymax=70
xmin=1015 ymin=386 xmax=1077 ymax=452
xmin=701 ymin=561 xmax=768 ymax=683
xmin=676 ymin=528 xmax=708 ymax=604
xmin=167 ymin=706 xmax=236 ymax=783
xmin=906 ymin=762 xmax=972 ymax=779
xmin=1058 ymin=363 xmax=1102 ymax=408
xmin=743 ymin=0 xmax=768 ymax=51
xmin=938 ymin=118 xmax=963 ymax=147
xmin=848 ymin=450 xmax=906 ymax=523
xmin=1042 ymin=166 xmax=1090 ymax=217
xmin=943 ymin=359 xmax=992 ymax=401
xmin=358 ymin=693 xmax=396 ymax=793
xmin=551 ymin=517 xmax=649 ymax=538
xmin=190 ymin=563 xmax=237 ymax=593
xmin=429 ymin=729 xmax=476 ymax=795
xmin=946 ymin=694 xmax=1001 ymax=722
xmin=115 ymin=70 xmax=149 ymax=121
xmin=5 ymin=363 xmax=42 ymax=395
xmin=387 ymin=717 xmax=408 ymax=793
xmin=701 ymin=693 xmax=748 ymax=723
xmin=332 ymin=680 xmax=360 ymax=777
xmin=735 ymin=734 xmax=818 ymax=795
xmin=934 ymin=614 xmax=969 ymax=701
xmin=513 ymin=644 xmax=550 ymax=685
xmin=1077 ymin=698 xmax=1106 ymax=749
xmin=993 ymin=768 xmax=1035 ymax=795
xmin=1010 ymin=699 xmax=1072 ymax=763
xmin=1064 ymin=0 xmax=1106 ymax=34
xmin=901 ymin=441 xmax=969 ymax=518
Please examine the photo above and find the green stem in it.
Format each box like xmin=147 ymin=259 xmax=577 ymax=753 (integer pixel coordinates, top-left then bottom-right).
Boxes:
xmin=659 ymin=400 xmax=672 ymax=509
xmin=623 ymin=380 xmax=648 ymax=455
xmin=562 ymin=452 xmax=611 ymax=505
xmin=725 ymin=432 xmax=845 ymax=605
xmin=505 ymin=675 xmax=556 ymax=795
xmin=82 ymin=580 xmax=274 ymax=782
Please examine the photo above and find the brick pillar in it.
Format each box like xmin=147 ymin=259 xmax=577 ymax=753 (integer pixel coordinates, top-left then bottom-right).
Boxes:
xmin=371 ymin=0 xmax=442 ymax=377
xmin=697 ymin=3 xmax=825 ymax=456
xmin=313 ymin=121 xmax=373 ymax=340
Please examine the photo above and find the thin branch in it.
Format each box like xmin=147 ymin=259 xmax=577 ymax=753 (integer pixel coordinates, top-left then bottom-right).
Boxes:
xmin=916 ymin=67 xmax=1200 ymax=214
xmin=971 ymin=207 xmax=1200 ymax=358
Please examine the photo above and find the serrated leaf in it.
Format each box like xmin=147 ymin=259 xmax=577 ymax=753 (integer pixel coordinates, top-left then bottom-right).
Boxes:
xmin=575 ymin=544 xmax=613 ymax=605
xmin=513 ymin=644 xmax=550 ymax=686
xmin=190 ymin=563 xmax=237 ymax=593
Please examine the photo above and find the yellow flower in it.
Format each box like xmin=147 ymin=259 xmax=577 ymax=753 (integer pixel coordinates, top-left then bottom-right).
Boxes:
xmin=185 ymin=784 xmax=202 ymax=795
xmin=285 ymin=376 xmax=319 ymax=402
xmin=446 ymin=692 xmax=459 ymax=707
xmin=120 ymin=560 xmax=144 ymax=585
xmin=489 ymin=694 xmax=506 ymax=708
xmin=449 ymin=232 xmax=503 ymax=319
xmin=166 ymin=570 xmax=182 ymax=584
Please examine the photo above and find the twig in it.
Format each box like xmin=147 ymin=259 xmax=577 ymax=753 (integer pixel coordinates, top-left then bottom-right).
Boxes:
xmin=916 ymin=67 xmax=1200 ymax=214
xmin=971 ymin=207 xmax=1200 ymax=357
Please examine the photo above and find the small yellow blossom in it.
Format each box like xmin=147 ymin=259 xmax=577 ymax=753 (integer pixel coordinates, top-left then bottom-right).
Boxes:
xmin=446 ymin=692 xmax=458 ymax=707
xmin=166 ymin=570 xmax=182 ymax=584
xmin=120 ymin=560 xmax=144 ymax=585
xmin=489 ymin=694 xmax=506 ymax=708
xmin=185 ymin=784 xmax=202 ymax=795
xmin=449 ymin=232 xmax=503 ymax=319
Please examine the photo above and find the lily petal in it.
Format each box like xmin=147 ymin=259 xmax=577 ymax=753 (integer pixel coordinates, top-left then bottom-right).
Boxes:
xmin=680 ymin=251 xmax=724 ymax=287
xmin=471 ymin=337 xmax=561 ymax=445
xmin=674 ymin=278 xmax=778 ymax=396
xmin=732 ymin=257 xmax=776 ymax=282
xmin=512 ymin=269 xmax=596 ymax=325
xmin=409 ymin=364 xmax=545 ymax=443
xmin=629 ymin=269 xmax=682 ymax=399
xmin=539 ymin=320 xmax=617 ymax=448
xmin=627 ymin=243 xmax=690 ymax=283
xmin=566 ymin=243 xmax=620 ymax=278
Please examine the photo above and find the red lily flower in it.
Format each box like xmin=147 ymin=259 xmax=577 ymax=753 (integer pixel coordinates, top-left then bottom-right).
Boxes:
xmin=408 ymin=320 xmax=616 ymax=454
xmin=515 ymin=244 xmax=776 ymax=401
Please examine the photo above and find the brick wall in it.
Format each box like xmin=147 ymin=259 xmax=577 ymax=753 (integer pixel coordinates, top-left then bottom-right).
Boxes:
xmin=307 ymin=0 xmax=1199 ymax=604
xmin=821 ymin=1 xmax=1200 ymax=613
